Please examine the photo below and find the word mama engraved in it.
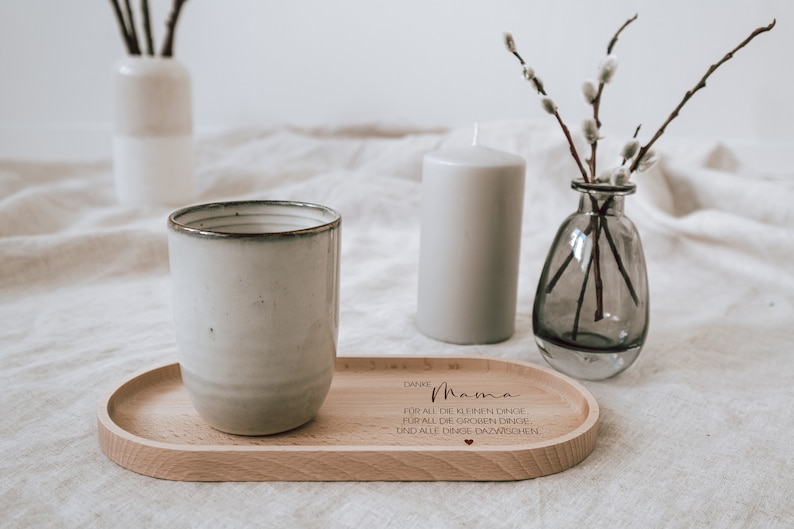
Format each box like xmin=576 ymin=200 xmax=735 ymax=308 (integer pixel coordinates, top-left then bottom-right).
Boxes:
xmin=430 ymin=381 xmax=520 ymax=403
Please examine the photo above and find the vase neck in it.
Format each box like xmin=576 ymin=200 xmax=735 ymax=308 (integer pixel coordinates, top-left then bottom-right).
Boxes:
xmin=571 ymin=180 xmax=634 ymax=217
xmin=578 ymin=193 xmax=625 ymax=216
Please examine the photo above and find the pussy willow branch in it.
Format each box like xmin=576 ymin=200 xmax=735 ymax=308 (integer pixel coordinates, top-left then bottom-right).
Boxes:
xmin=507 ymin=18 xmax=640 ymax=328
xmin=588 ymin=14 xmax=638 ymax=180
xmin=630 ymin=19 xmax=776 ymax=173
xmin=584 ymin=7 xmax=637 ymax=317
xmin=506 ymin=38 xmax=590 ymax=182
xmin=161 ymin=0 xmax=188 ymax=57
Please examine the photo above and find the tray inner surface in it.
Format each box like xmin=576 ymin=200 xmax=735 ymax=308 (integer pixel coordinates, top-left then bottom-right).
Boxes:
xmin=107 ymin=356 xmax=593 ymax=449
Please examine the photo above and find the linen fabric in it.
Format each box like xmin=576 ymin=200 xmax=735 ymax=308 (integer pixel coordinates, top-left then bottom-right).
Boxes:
xmin=1 ymin=119 xmax=792 ymax=528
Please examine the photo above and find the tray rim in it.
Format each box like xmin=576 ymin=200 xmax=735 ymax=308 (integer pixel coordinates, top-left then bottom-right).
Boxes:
xmin=97 ymin=355 xmax=600 ymax=480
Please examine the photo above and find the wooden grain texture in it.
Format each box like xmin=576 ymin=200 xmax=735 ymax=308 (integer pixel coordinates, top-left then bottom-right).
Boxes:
xmin=97 ymin=356 xmax=599 ymax=481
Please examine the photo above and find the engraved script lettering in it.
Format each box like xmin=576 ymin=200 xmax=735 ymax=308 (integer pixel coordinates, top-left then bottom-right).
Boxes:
xmin=431 ymin=381 xmax=520 ymax=403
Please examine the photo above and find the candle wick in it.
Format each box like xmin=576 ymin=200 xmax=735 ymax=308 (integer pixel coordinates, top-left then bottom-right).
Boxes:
xmin=472 ymin=123 xmax=479 ymax=146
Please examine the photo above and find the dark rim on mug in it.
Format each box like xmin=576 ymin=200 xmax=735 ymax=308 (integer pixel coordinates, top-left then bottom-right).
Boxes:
xmin=168 ymin=200 xmax=341 ymax=239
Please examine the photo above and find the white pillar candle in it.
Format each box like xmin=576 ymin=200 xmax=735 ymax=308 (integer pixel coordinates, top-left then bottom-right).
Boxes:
xmin=417 ymin=134 xmax=526 ymax=344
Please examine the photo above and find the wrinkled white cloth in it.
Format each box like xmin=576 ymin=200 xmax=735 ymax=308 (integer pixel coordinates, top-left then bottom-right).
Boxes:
xmin=1 ymin=119 xmax=792 ymax=528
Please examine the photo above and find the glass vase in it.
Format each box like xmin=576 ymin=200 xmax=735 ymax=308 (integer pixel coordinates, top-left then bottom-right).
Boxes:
xmin=533 ymin=180 xmax=649 ymax=380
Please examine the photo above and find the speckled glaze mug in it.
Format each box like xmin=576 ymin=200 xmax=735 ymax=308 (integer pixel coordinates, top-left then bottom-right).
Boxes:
xmin=167 ymin=201 xmax=341 ymax=435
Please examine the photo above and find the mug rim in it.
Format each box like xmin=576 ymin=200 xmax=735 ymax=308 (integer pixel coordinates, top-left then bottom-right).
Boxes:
xmin=167 ymin=200 xmax=341 ymax=239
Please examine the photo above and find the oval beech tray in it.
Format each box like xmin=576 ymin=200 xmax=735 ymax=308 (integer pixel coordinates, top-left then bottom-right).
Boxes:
xmin=97 ymin=356 xmax=599 ymax=482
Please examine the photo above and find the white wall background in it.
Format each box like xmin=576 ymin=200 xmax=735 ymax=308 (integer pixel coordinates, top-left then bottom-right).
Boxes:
xmin=0 ymin=0 xmax=789 ymax=161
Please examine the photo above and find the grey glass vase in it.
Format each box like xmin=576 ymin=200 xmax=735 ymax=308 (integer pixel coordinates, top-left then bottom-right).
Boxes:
xmin=533 ymin=180 xmax=649 ymax=380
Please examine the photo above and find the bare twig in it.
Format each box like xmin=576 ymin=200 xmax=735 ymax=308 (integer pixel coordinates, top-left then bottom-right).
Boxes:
xmin=601 ymin=220 xmax=639 ymax=305
xmin=572 ymin=220 xmax=595 ymax=341
xmin=550 ymin=108 xmax=590 ymax=182
xmin=545 ymin=251 xmax=576 ymax=295
xmin=142 ymin=0 xmax=155 ymax=56
xmin=607 ymin=13 xmax=638 ymax=55
xmin=630 ymin=19 xmax=776 ymax=173
xmin=123 ymin=0 xmax=142 ymax=55
xmin=161 ymin=0 xmax=188 ymax=57
xmin=591 ymin=216 xmax=604 ymax=321
xmin=109 ymin=0 xmax=134 ymax=54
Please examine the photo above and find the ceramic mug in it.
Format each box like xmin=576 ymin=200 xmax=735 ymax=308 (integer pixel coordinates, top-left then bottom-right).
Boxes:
xmin=167 ymin=201 xmax=341 ymax=435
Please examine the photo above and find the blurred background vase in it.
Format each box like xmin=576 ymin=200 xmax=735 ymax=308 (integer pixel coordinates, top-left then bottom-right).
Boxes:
xmin=112 ymin=56 xmax=194 ymax=207
xmin=533 ymin=180 xmax=649 ymax=381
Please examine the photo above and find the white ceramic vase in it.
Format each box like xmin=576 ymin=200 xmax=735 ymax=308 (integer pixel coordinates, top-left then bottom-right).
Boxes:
xmin=112 ymin=56 xmax=194 ymax=207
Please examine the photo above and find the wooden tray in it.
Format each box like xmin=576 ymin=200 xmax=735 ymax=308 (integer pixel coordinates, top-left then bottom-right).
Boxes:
xmin=97 ymin=355 xmax=599 ymax=481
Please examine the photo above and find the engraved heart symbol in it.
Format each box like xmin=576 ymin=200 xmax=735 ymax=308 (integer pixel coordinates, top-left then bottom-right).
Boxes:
xmin=464 ymin=439 xmax=474 ymax=445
